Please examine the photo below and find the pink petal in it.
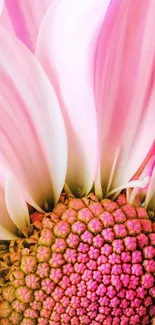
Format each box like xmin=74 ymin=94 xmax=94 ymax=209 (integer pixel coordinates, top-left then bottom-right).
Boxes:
xmin=94 ymin=0 xmax=155 ymax=196
xmin=0 ymin=0 xmax=52 ymax=51
xmin=5 ymin=173 xmax=30 ymax=229
xmin=145 ymin=165 xmax=155 ymax=211
xmin=128 ymin=154 xmax=155 ymax=206
xmin=0 ymin=170 xmax=18 ymax=240
xmin=0 ymin=27 xmax=67 ymax=208
xmin=0 ymin=225 xmax=18 ymax=240
xmin=0 ymin=0 xmax=4 ymax=16
xmin=36 ymin=0 xmax=111 ymax=196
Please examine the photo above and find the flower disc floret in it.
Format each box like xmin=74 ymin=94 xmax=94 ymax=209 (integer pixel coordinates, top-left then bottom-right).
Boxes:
xmin=0 ymin=193 xmax=154 ymax=324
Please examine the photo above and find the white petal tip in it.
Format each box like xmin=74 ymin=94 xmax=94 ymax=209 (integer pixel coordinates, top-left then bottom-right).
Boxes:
xmin=5 ymin=173 xmax=30 ymax=229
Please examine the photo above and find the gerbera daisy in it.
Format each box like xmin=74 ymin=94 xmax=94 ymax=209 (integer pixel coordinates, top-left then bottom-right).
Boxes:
xmin=0 ymin=1 xmax=155 ymax=324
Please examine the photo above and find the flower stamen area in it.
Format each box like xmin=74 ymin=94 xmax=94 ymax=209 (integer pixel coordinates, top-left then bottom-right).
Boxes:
xmin=0 ymin=193 xmax=155 ymax=325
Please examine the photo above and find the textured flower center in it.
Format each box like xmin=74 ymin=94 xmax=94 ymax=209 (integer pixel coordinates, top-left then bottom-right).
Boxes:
xmin=0 ymin=193 xmax=155 ymax=325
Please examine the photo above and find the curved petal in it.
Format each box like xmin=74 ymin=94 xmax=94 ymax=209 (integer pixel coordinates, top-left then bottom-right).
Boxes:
xmin=36 ymin=0 xmax=111 ymax=196
xmin=0 ymin=0 xmax=4 ymax=16
xmin=0 ymin=0 xmax=52 ymax=51
xmin=0 ymin=169 xmax=18 ymax=240
xmin=94 ymin=0 xmax=155 ymax=197
xmin=0 ymin=27 xmax=67 ymax=208
xmin=145 ymin=165 xmax=155 ymax=211
xmin=5 ymin=173 xmax=30 ymax=229
xmin=128 ymin=154 xmax=155 ymax=206
xmin=0 ymin=199 xmax=17 ymax=240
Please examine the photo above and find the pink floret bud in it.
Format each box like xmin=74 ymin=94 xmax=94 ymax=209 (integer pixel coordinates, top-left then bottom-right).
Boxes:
xmin=141 ymin=274 xmax=154 ymax=289
xmin=113 ymin=224 xmax=127 ymax=238
xmin=62 ymin=208 xmax=77 ymax=224
xmin=20 ymin=256 xmax=37 ymax=274
xmin=120 ymin=274 xmax=130 ymax=287
xmin=49 ymin=252 xmax=64 ymax=268
xmin=68 ymin=198 xmax=85 ymax=211
xmin=77 ymin=208 xmax=93 ymax=224
xmin=131 ymin=263 xmax=143 ymax=276
xmin=116 ymin=194 xmax=127 ymax=206
xmin=126 ymin=289 xmax=136 ymax=301
xmin=88 ymin=218 xmax=103 ymax=234
xmin=99 ymin=211 xmax=114 ymax=227
xmin=41 ymin=278 xmax=55 ymax=294
xmin=66 ymin=233 xmax=79 ymax=248
xmin=108 ymin=253 xmax=121 ymax=265
xmin=52 ymin=238 xmax=67 ymax=253
xmin=54 ymin=221 xmax=70 ymax=238
xmin=93 ymin=234 xmax=104 ymax=247
xmin=50 ymin=268 xmax=62 ymax=283
xmin=136 ymin=207 xmax=149 ymax=219
xmin=121 ymin=251 xmax=131 ymax=263
xmin=43 ymin=297 xmax=55 ymax=310
xmin=149 ymin=233 xmax=155 ymax=246
xmin=143 ymin=245 xmax=155 ymax=259
xmin=72 ymin=221 xmax=86 ymax=235
xmin=101 ymin=243 xmax=113 ymax=256
xmin=132 ymin=250 xmax=143 ymax=263
xmin=59 ymin=275 xmax=71 ymax=289
xmin=81 ymin=230 xmax=93 ymax=244
xmin=124 ymin=236 xmax=137 ymax=251
xmin=25 ymin=274 xmax=40 ymax=289
xmin=110 ymin=296 xmax=120 ymax=308
xmin=113 ymin=208 xmax=127 ymax=223
xmin=137 ymin=233 xmax=149 ymax=248
xmin=149 ymin=286 xmax=155 ymax=298
xmin=143 ymin=259 xmax=155 ymax=273
xmin=102 ymin=228 xmax=114 ymax=243
xmin=125 ymin=219 xmax=141 ymax=235
xmin=122 ymin=205 xmax=137 ymax=219
xmin=140 ymin=219 xmax=152 ymax=233
xmin=88 ymin=246 xmax=100 ymax=259
xmin=38 ymin=228 xmax=54 ymax=246
xmin=89 ymin=202 xmax=104 ymax=216
xmin=36 ymin=262 xmax=50 ymax=278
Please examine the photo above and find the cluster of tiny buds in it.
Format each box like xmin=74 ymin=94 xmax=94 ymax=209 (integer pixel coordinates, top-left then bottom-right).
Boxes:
xmin=0 ymin=193 xmax=155 ymax=325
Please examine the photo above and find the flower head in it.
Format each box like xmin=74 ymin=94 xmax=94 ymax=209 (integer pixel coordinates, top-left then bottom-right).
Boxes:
xmin=0 ymin=0 xmax=155 ymax=324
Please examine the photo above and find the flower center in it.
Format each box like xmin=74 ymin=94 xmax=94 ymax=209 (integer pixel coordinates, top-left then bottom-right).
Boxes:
xmin=0 ymin=193 xmax=155 ymax=325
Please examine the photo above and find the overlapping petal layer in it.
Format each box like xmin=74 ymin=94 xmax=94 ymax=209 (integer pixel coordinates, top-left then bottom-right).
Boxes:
xmin=5 ymin=173 xmax=30 ymax=230
xmin=0 ymin=0 xmax=154 ymax=245
xmin=0 ymin=0 xmax=52 ymax=51
xmin=0 ymin=166 xmax=29 ymax=239
xmin=0 ymin=27 xmax=67 ymax=209
xmin=94 ymin=0 xmax=155 ymax=197
xmin=36 ymin=0 xmax=111 ymax=196
xmin=0 ymin=165 xmax=17 ymax=239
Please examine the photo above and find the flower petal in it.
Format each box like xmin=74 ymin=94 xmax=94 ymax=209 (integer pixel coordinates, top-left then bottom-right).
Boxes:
xmin=0 ymin=27 xmax=67 ymax=208
xmin=5 ymin=173 xmax=30 ymax=229
xmin=94 ymin=0 xmax=155 ymax=196
xmin=144 ymin=166 xmax=155 ymax=211
xmin=36 ymin=0 xmax=111 ymax=196
xmin=0 ymin=0 xmax=52 ymax=51
xmin=0 ymin=171 xmax=18 ymax=240
xmin=0 ymin=0 xmax=4 ymax=16
xmin=128 ymin=154 xmax=155 ymax=207
xmin=0 ymin=225 xmax=18 ymax=240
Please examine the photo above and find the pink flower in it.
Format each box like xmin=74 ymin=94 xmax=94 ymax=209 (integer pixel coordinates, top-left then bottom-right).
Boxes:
xmin=0 ymin=0 xmax=154 ymax=242
xmin=0 ymin=0 xmax=52 ymax=51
